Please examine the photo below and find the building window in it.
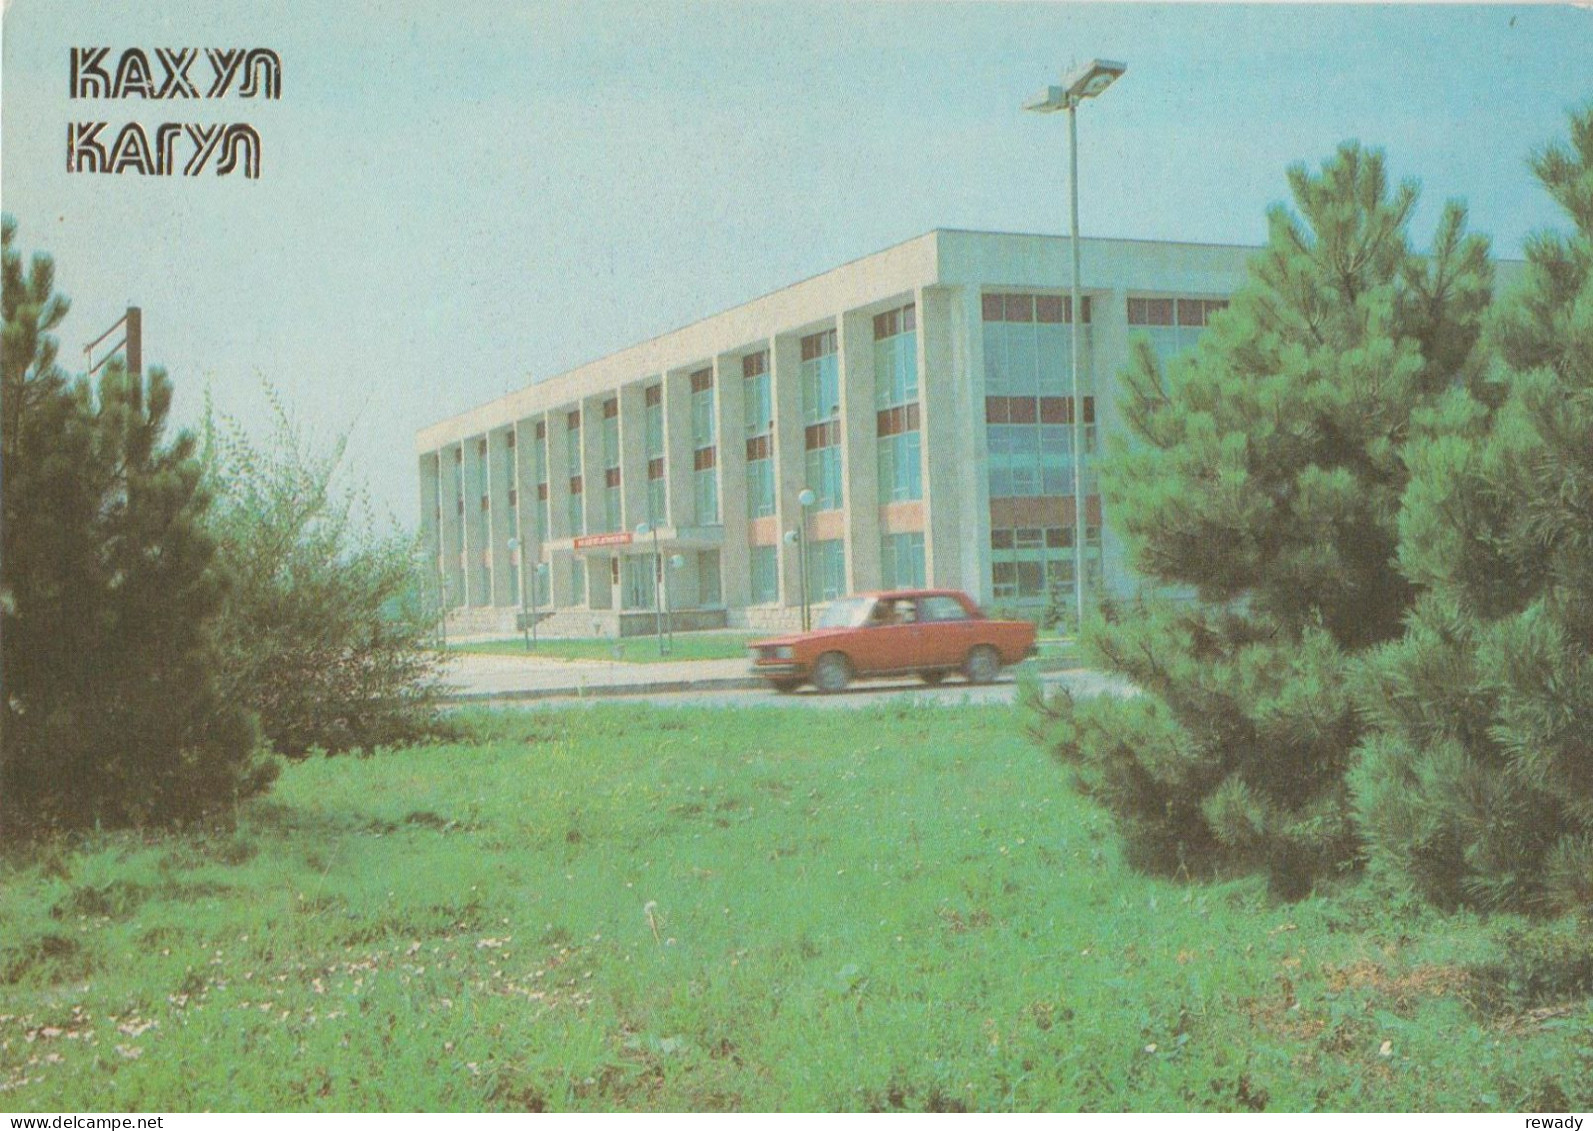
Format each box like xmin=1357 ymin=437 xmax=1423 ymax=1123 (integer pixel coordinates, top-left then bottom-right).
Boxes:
xmin=983 ymin=291 xmax=1091 ymax=397
xmin=746 ymin=435 xmax=776 ymax=519
xmin=985 ymin=396 xmax=1094 ymax=498
xmin=876 ymin=401 xmax=922 ymax=503
xmin=989 ymin=525 xmax=1101 ymax=603
xmin=566 ymin=410 xmax=582 ymax=477
xmin=571 ymin=559 xmax=586 ymax=606
xmin=807 ymin=537 xmax=846 ymax=603
xmin=698 ymin=549 xmax=722 ymax=606
xmin=567 ymin=475 xmax=584 ymax=536
xmin=693 ymin=445 xmax=718 ymax=525
xmin=881 ymin=531 xmax=926 ymax=589
xmin=742 ymin=350 xmax=772 ymax=436
xmin=646 ymin=456 xmax=667 ymax=526
xmin=1127 ymin=296 xmax=1229 ymax=364
xmin=804 ymin=427 xmax=843 ymax=512
xmin=743 ymin=351 xmax=775 ymax=519
xmin=750 ymin=545 xmax=779 ymax=604
xmin=799 ymin=329 xmax=839 ymax=424
xmin=689 ymin=368 xmax=717 ymax=523
xmin=645 ymin=383 xmax=665 ymax=457
xmin=873 ymin=303 xmax=917 ymax=408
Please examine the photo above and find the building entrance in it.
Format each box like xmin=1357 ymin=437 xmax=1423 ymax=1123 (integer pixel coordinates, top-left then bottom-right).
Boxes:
xmin=621 ymin=553 xmax=658 ymax=611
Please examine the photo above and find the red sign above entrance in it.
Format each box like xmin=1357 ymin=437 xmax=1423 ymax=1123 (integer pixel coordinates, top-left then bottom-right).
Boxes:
xmin=573 ymin=532 xmax=634 ymax=550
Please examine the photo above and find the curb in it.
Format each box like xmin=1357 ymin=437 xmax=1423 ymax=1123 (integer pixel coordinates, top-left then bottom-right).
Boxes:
xmin=439 ymin=676 xmax=766 ymax=704
xmin=437 ymin=665 xmax=1092 ymax=706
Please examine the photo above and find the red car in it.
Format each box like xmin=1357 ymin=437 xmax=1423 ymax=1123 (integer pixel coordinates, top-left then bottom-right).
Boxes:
xmin=748 ymin=589 xmax=1038 ymax=693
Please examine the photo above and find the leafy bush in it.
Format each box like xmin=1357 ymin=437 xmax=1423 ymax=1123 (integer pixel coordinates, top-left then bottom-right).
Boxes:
xmin=201 ymin=386 xmax=446 ymax=758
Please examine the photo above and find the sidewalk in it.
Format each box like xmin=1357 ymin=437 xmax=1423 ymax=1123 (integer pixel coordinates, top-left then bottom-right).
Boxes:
xmin=439 ymin=650 xmax=762 ymax=701
xmin=438 ymin=649 xmax=1118 ymax=703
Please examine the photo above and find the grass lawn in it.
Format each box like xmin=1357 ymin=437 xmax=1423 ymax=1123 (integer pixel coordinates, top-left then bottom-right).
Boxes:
xmin=449 ymin=632 xmax=754 ymax=664
xmin=2 ymin=705 xmax=1587 ymax=1111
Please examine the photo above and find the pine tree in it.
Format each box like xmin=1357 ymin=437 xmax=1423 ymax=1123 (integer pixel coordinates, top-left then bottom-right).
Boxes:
xmin=1 ymin=217 xmax=273 ymax=830
xmin=1352 ymin=107 xmax=1593 ymax=913
xmin=1029 ymin=145 xmax=1493 ymax=895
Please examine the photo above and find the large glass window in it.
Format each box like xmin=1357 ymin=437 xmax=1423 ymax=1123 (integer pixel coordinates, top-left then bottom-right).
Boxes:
xmin=807 ymin=537 xmax=846 ymax=603
xmin=877 ymin=425 xmax=922 ymax=503
xmin=565 ymin=410 xmax=582 ymax=476
xmin=746 ymin=437 xmax=776 ymax=519
xmin=693 ymin=446 xmax=718 ymax=525
xmin=982 ymin=292 xmax=1090 ymax=397
xmin=1127 ymin=296 xmax=1229 ymax=365
xmin=644 ymin=383 xmax=665 ymax=457
xmin=570 ymin=559 xmax=586 ymax=606
xmin=880 ymin=531 xmax=926 ymax=589
xmin=689 ymin=369 xmax=717 ymax=524
xmin=873 ymin=304 xmax=917 ymax=408
xmin=989 ymin=525 xmax=1102 ymax=604
xmin=750 ymin=545 xmax=779 ymax=604
xmin=690 ymin=368 xmax=715 ymax=448
xmin=800 ymin=329 xmax=839 ymax=423
xmin=566 ymin=476 xmax=584 ymax=536
xmin=800 ymin=330 xmax=843 ymax=511
xmin=985 ymin=396 xmax=1093 ymax=498
xmin=744 ymin=352 xmax=775 ymax=519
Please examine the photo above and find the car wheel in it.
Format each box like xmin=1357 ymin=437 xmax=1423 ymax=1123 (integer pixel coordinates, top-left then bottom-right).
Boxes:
xmin=769 ymin=678 xmax=801 ymax=694
xmin=964 ymin=645 xmax=1001 ymax=684
xmin=812 ymin=652 xmax=852 ymax=694
xmin=919 ymin=670 xmax=946 ymax=686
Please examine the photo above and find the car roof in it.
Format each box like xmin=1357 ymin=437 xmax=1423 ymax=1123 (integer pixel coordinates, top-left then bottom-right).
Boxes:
xmin=857 ymin=589 xmax=970 ymax=600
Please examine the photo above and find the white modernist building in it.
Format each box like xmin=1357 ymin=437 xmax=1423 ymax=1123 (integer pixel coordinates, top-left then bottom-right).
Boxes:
xmin=416 ymin=229 xmax=1253 ymax=636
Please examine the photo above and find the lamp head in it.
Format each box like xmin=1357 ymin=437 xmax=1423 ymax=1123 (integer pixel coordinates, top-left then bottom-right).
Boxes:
xmin=1024 ymin=58 xmax=1126 ymax=112
xmin=798 ymin=488 xmax=816 ymax=507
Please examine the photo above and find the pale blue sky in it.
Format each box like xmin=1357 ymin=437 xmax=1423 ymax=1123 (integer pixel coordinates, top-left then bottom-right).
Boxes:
xmin=3 ymin=1 xmax=1590 ymax=525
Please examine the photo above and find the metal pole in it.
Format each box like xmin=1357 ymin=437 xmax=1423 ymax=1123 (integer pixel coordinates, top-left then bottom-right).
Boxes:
xmin=799 ymin=521 xmax=811 ymax=632
xmin=653 ymin=526 xmax=665 ymax=655
xmin=519 ymin=546 xmax=530 ymax=652
xmin=1067 ymin=101 xmax=1087 ymax=636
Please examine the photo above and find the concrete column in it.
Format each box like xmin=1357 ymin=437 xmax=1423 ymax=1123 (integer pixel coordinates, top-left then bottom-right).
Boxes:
xmin=418 ymin=451 xmax=443 ymax=614
xmin=918 ymin=285 xmax=968 ymax=594
xmin=439 ymin=444 xmax=465 ymax=609
xmin=664 ymin=367 xmax=696 ymax=527
xmin=487 ymin=427 xmax=514 ymax=607
xmin=838 ymin=309 xmax=880 ymax=593
xmin=714 ymin=351 xmax=751 ymax=609
xmin=461 ymin=435 xmax=489 ymax=605
xmin=582 ymin=395 xmax=612 ymax=608
xmin=955 ymin=285 xmax=994 ymax=605
xmin=618 ymin=382 xmax=648 ymax=534
xmin=771 ymin=331 xmax=807 ymax=607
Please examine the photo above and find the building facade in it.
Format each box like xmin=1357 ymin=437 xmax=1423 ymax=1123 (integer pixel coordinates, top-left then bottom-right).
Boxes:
xmin=416 ymin=229 xmax=1253 ymax=635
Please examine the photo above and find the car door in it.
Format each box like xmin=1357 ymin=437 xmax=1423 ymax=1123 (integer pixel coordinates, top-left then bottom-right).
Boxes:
xmin=917 ymin=594 xmax=977 ymax=667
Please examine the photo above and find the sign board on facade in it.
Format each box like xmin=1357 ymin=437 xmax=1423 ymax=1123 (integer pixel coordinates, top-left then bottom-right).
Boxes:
xmin=573 ymin=532 xmax=633 ymax=550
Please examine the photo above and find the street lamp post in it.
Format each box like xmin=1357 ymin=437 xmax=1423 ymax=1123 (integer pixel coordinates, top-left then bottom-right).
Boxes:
xmin=1025 ymin=57 xmax=1125 ymax=635
xmin=636 ymin=521 xmax=665 ymax=655
xmin=506 ymin=537 xmax=531 ymax=651
xmin=785 ymin=487 xmax=817 ymax=631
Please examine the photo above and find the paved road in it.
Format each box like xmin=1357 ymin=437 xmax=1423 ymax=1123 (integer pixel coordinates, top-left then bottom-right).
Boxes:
xmin=453 ymin=666 xmax=1132 ymax=710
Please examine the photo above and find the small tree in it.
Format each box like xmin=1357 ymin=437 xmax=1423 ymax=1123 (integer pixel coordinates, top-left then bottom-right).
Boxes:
xmin=1030 ymin=145 xmax=1492 ymax=895
xmin=1 ymin=217 xmax=271 ymax=830
xmin=1352 ymin=107 xmax=1593 ymax=913
xmin=202 ymin=386 xmax=445 ymax=759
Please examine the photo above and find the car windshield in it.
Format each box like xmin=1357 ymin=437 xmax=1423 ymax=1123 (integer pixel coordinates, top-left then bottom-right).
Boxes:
xmin=814 ymin=597 xmax=873 ymax=629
